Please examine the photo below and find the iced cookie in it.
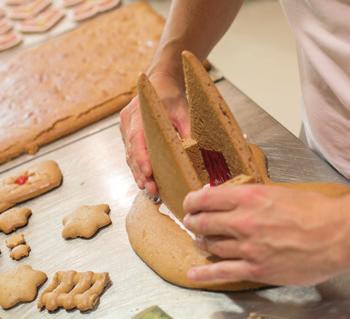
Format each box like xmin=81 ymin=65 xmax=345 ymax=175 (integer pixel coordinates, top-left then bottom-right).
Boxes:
xmin=0 ymin=160 xmax=63 ymax=213
xmin=38 ymin=271 xmax=110 ymax=312
xmin=62 ymin=0 xmax=84 ymax=8
xmin=62 ymin=204 xmax=111 ymax=239
xmin=0 ymin=32 xmax=22 ymax=52
xmin=71 ymin=1 xmax=98 ymax=21
xmin=17 ymin=7 xmax=64 ymax=33
xmin=0 ymin=19 xmax=13 ymax=35
xmin=7 ymin=0 xmax=51 ymax=20
xmin=4 ymin=0 xmax=31 ymax=5
xmin=96 ymin=0 xmax=120 ymax=13
xmin=0 ymin=264 xmax=47 ymax=309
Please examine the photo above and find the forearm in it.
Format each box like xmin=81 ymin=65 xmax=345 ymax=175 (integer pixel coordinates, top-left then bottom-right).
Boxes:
xmin=148 ymin=0 xmax=243 ymax=83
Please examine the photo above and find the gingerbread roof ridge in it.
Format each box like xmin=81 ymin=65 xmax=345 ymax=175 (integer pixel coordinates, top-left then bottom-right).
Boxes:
xmin=182 ymin=50 xmax=262 ymax=182
xmin=138 ymin=73 xmax=202 ymax=220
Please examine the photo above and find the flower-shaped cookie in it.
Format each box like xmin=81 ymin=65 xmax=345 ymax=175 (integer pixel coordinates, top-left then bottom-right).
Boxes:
xmin=62 ymin=204 xmax=111 ymax=239
xmin=0 ymin=264 xmax=47 ymax=309
xmin=0 ymin=207 xmax=32 ymax=234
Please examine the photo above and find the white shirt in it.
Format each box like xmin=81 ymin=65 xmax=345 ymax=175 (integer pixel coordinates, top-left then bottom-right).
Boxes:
xmin=280 ymin=0 xmax=350 ymax=178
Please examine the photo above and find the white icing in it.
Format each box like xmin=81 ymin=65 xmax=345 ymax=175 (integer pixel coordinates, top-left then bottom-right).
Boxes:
xmin=159 ymin=203 xmax=196 ymax=240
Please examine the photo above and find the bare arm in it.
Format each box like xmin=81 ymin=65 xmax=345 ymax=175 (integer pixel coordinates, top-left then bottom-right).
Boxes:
xmin=149 ymin=0 xmax=244 ymax=83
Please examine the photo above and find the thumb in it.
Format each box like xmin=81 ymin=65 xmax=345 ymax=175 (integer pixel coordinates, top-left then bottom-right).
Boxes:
xmin=174 ymin=116 xmax=191 ymax=138
xmin=171 ymin=102 xmax=191 ymax=138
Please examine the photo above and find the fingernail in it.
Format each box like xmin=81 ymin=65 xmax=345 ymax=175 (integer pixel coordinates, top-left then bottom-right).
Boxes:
xmin=183 ymin=214 xmax=190 ymax=227
xmin=136 ymin=179 xmax=144 ymax=189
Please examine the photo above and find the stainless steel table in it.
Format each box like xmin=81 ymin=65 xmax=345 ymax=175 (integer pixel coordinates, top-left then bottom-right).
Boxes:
xmin=1 ymin=77 xmax=350 ymax=319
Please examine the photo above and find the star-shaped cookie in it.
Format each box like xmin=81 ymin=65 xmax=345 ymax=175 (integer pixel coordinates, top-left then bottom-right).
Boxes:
xmin=0 ymin=264 xmax=47 ymax=309
xmin=0 ymin=207 xmax=32 ymax=234
xmin=62 ymin=204 xmax=111 ymax=239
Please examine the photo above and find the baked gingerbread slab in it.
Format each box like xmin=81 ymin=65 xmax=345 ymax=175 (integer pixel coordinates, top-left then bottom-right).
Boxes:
xmin=0 ymin=1 xmax=163 ymax=164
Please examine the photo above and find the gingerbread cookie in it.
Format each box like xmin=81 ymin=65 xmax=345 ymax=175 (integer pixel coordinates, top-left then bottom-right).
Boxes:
xmin=62 ymin=204 xmax=111 ymax=239
xmin=247 ymin=313 xmax=265 ymax=319
xmin=0 ymin=207 xmax=32 ymax=234
xmin=38 ymin=271 xmax=110 ymax=312
xmin=62 ymin=0 xmax=84 ymax=8
xmin=5 ymin=232 xmax=25 ymax=248
xmin=17 ymin=7 xmax=64 ymax=33
xmin=96 ymin=0 xmax=120 ymax=13
xmin=0 ymin=160 xmax=63 ymax=213
xmin=4 ymin=0 xmax=31 ymax=5
xmin=7 ymin=0 xmax=52 ymax=20
xmin=10 ymin=244 xmax=31 ymax=260
xmin=0 ymin=19 xmax=13 ymax=35
xmin=0 ymin=32 xmax=22 ymax=52
xmin=0 ymin=264 xmax=47 ymax=309
xmin=71 ymin=1 xmax=98 ymax=21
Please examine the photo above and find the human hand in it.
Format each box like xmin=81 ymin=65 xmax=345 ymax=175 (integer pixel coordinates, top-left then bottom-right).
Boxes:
xmin=183 ymin=184 xmax=350 ymax=286
xmin=120 ymin=71 xmax=190 ymax=196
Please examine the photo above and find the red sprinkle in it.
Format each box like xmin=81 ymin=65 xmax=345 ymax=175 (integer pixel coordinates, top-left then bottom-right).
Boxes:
xmin=15 ymin=175 xmax=28 ymax=185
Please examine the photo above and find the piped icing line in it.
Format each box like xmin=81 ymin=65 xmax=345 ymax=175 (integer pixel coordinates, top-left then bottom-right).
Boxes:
xmin=17 ymin=7 xmax=64 ymax=33
xmin=0 ymin=19 xmax=13 ymax=35
xmin=159 ymin=203 xmax=196 ymax=240
xmin=0 ymin=32 xmax=22 ymax=51
xmin=7 ymin=0 xmax=52 ymax=20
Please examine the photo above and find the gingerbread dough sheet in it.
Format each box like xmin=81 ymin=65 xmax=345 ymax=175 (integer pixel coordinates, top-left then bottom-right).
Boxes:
xmin=0 ymin=1 xmax=164 ymax=165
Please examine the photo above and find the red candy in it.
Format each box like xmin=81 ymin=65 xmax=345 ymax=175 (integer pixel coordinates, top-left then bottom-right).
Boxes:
xmin=200 ymin=149 xmax=232 ymax=186
xmin=15 ymin=175 xmax=28 ymax=185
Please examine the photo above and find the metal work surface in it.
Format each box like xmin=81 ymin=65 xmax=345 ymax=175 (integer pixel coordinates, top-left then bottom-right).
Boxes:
xmin=0 ymin=79 xmax=350 ymax=319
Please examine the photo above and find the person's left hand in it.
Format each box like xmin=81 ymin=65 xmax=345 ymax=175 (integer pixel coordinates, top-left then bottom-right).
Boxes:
xmin=183 ymin=184 xmax=350 ymax=286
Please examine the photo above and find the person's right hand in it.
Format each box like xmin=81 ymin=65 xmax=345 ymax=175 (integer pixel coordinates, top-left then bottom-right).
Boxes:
xmin=120 ymin=71 xmax=190 ymax=196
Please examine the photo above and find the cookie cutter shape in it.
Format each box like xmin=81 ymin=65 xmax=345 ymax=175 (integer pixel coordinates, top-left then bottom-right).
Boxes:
xmin=5 ymin=232 xmax=25 ymax=248
xmin=17 ymin=7 xmax=64 ymax=33
xmin=62 ymin=204 xmax=111 ymax=239
xmin=0 ymin=160 xmax=63 ymax=213
xmin=0 ymin=264 xmax=47 ymax=309
xmin=10 ymin=244 xmax=31 ymax=260
xmin=0 ymin=207 xmax=32 ymax=234
xmin=38 ymin=271 xmax=111 ymax=312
